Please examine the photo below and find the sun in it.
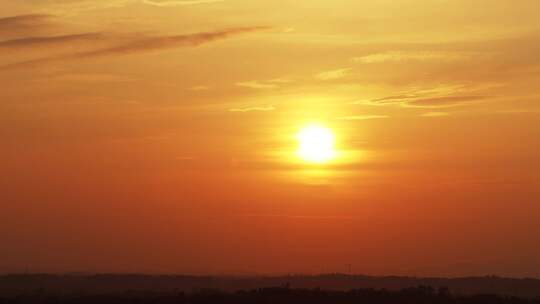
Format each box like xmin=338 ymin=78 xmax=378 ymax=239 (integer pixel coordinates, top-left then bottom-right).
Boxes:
xmin=296 ymin=124 xmax=336 ymax=163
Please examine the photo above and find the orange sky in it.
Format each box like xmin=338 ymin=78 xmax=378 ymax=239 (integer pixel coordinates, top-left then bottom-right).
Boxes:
xmin=1 ymin=0 xmax=540 ymax=276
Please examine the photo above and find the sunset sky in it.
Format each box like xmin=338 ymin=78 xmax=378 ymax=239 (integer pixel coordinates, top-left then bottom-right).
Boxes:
xmin=1 ymin=0 xmax=540 ymax=277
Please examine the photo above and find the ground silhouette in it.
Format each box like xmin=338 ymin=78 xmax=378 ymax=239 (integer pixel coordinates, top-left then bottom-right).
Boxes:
xmin=3 ymin=285 xmax=540 ymax=304
xmin=3 ymin=274 xmax=540 ymax=298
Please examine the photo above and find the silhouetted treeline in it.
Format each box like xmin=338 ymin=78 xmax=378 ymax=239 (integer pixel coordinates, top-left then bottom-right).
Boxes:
xmin=3 ymin=274 xmax=540 ymax=298
xmin=2 ymin=286 xmax=540 ymax=304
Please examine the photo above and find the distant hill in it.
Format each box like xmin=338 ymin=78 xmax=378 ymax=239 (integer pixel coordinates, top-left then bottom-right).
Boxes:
xmin=2 ymin=274 xmax=540 ymax=298
xmin=3 ymin=285 xmax=540 ymax=304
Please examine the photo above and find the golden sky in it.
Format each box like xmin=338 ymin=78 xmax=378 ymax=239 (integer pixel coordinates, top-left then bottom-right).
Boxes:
xmin=1 ymin=0 xmax=540 ymax=276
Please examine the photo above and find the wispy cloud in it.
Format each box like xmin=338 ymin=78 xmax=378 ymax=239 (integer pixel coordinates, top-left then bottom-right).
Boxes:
xmin=141 ymin=0 xmax=224 ymax=6
xmin=228 ymin=105 xmax=275 ymax=112
xmin=315 ymin=68 xmax=352 ymax=80
xmin=0 ymin=33 xmax=103 ymax=50
xmin=352 ymin=51 xmax=472 ymax=64
xmin=0 ymin=14 xmax=54 ymax=38
xmin=73 ymin=27 xmax=267 ymax=57
xmin=421 ymin=112 xmax=451 ymax=117
xmin=33 ymin=0 xmax=223 ymax=14
xmin=360 ymin=90 xmax=490 ymax=108
xmin=236 ymin=81 xmax=278 ymax=89
xmin=372 ymin=94 xmax=418 ymax=103
xmin=1 ymin=26 xmax=269 ymax=70
xmin=338 ymin=115 xmax=388 ymax=121
xmin=190 ymin=85 xmax=211 ymax=91
xmin=236 ymin=78 xmax=290 ymax=89
xmin=34 ymin=1 xmax=132 ymax=15
xmin=406 ymin=95 xmax=488 ymax=108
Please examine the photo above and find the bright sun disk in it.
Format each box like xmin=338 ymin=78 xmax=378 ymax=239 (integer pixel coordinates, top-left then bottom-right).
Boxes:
xmin=296 ymin=124 xmax=336 ymax=163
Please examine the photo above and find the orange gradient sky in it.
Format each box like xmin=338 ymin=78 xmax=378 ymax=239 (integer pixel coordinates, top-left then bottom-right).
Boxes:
xmin=1 ymin=0 xmax=540 ymax=276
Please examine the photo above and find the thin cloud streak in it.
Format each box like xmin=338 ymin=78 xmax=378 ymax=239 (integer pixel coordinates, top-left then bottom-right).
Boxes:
xmin=0 ymin=14 xmax=50 ymax=29
xmin=0 ymin=27 xmax=270 ymax=70
xmin=406 ymin=95 xmax=488 ymax=107
xmin=360 ymin=93 xmax=490 ymax=108
xmin=236 ymin=78 xmax=291 ymax=89
xmin=352 ymin=50 xmax=471 ymax=64
xmin=229 ymin=105 xmax=275 ymax=112
xmin=75 ymin=27 xmax=269 ymax=56
xmin=315 ymin=68 xmax=352 ymax=80
xmin=0 ymin=33 xmax=103 ymax=50
xmin=236 ymin=81 xmax=278 ymax=89
xmin=141 ymin=0 xmax=225 ymax=6
xmin=421 ymin=112 xmax=451 ymax=117
xmin=338 ymin=115 xmax=389 ymax=120
xmin=0 ymin=14 xmax=53 ymax=38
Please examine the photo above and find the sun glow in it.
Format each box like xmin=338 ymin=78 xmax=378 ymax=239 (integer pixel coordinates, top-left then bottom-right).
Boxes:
xmin=296 ymin=124 xmax=336 ymax=163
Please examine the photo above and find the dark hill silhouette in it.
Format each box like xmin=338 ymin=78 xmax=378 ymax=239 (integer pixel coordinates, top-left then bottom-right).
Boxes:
xmin=2 ymin=285 xmax=540 ymax=304
xmin=2 ymin=274 xmax=540 ymax=298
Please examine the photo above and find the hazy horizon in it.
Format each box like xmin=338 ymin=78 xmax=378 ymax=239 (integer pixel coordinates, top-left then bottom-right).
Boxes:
xmin=2 ymin=273 xmax=540 ymax=280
